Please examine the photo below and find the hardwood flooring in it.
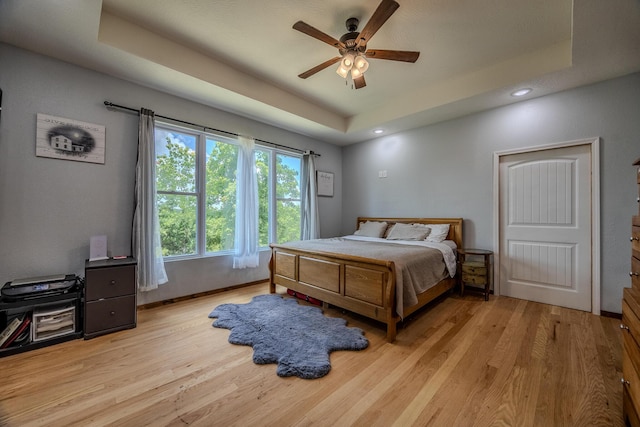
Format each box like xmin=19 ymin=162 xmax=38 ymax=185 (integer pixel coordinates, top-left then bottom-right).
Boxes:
xmin=0 ymin=283 xmax=624 ymax=426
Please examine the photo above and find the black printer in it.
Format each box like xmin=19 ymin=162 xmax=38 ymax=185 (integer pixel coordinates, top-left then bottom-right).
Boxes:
xmin=1 ymin=274 xmax=80 ymax=301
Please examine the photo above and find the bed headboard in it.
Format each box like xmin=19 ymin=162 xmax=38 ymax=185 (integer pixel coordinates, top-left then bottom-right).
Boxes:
xmin=356 ymin=217 xmax=464 ymax=248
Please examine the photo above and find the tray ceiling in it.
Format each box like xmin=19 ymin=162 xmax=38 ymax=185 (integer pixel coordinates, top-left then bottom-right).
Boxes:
xmin=1 ymin=0 xmax=640 ymax=145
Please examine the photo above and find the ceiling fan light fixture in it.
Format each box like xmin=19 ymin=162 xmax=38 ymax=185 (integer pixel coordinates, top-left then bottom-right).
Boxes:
xmin=354 ymin=55 xmax=369 ymax=73
xmin=341 ymin=53 xmax=355 ymax=68
xmin=337 ymin=53 xmax=355 ymax=78
xmin=336 ymin=64 xmax=350 ymax=78
xmin=350 ymin=67 xmax=363 ymax=79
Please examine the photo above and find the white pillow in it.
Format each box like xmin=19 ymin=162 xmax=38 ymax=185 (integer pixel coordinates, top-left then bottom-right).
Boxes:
xmin=354 ymin=221 xmax=388 ymax=238
xmin=425 ymin=223 xmax=450 ymax=242
xmin=386 ymin=223 xmax=431 ymax=241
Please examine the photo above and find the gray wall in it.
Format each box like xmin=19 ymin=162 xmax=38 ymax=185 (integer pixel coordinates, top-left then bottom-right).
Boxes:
xmin=0 ymin=43 xmax=342 ymax=305
xmin=342 ymin=72 xmax=640 ymax=313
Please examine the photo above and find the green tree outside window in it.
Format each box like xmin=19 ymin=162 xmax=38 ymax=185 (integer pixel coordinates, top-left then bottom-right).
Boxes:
xmin=155 ymin=126 xmax=301 ymax=258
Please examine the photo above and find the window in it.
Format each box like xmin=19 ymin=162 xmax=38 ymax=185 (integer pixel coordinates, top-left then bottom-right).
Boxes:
xmin=155 ymin=124 xmax=301 ymax=258
xmin=275 ymin=153 xmax=302 ymax=244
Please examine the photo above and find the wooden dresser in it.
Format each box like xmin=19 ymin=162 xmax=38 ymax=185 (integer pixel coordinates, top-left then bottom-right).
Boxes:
xmin=622 ymin=157 xmax=640 ymax=425
xmin=84 ymin=258 xmax=137 ymax=339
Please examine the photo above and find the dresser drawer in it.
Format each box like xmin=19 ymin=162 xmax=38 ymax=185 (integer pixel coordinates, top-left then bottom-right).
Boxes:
xmin=633 ymin=221 xmax=640 ymax=260
xmin=625 ymin=330 xmax=640 ymax=384
xmin=85 ymin=295 xmax=136 ymax=335
xmin=634 ymin=256 xmax=640 ymax=290
xmin=624 ymin=350 xmax=640 ymax=417
xmin=624 ymin=288 xmax=640 ymax=339
xmin=85 ymin=265 xmax=136 ymax=301
xmin=624 ymin=388 xmax=640 ymax=427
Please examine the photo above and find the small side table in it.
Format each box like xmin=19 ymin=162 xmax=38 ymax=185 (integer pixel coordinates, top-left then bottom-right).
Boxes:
xmin=459 ymin=248 xmax=493 ymax=301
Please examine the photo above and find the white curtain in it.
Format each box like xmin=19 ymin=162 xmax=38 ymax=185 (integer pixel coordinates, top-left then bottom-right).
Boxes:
xmin=233 ymin=136 xmax=260 ymax=269
xmin=132 ymin=108 xmax=168 ymax=291
xmin=300 ymin=152 xmax=320 ymax=240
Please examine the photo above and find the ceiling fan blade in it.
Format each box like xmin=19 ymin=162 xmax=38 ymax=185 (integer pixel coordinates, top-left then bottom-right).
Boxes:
xmin=353 ymin=75 xmax=366 ymax=89
xmin=293 ymin=21 xmax=345 ymax=49
xmin=298 ymin=57 xmax=342 ymax=79
xmin=355 ymin=0 xmax=400 ymax=47
xmin=365 ymin=49 xmax=420 ymax=63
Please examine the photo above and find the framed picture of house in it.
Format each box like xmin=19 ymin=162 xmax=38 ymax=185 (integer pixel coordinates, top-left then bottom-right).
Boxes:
xmin=36 ymin=113 xmax=106 ymax=164
xmin=317 ymin=171 xmax=334 ymax=197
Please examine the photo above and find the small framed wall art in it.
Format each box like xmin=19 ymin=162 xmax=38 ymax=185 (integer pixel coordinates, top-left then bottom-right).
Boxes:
xmin=36 ymin=113 xmax=106 ymax=164
xmin=317 ymin=171 xmax=334 ymax=197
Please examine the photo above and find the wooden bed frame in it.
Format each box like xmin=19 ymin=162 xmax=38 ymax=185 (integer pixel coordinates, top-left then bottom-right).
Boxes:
xmin=269 ymin=217 xmax=463 ymax=342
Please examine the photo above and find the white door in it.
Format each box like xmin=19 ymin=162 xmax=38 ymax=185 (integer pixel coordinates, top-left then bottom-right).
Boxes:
xmin=499 ymin=144 xmax=592 ymax=311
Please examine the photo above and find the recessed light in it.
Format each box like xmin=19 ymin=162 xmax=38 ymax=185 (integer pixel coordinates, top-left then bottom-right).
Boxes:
xmin=511 ymin=88 xmax=532 ymax=97
xmin=373 ymin=129 xmax=384 ymax=134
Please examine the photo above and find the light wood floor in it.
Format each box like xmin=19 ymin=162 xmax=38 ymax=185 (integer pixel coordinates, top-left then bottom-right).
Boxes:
xmin=0 ymin=283 xmax=624 ymax=427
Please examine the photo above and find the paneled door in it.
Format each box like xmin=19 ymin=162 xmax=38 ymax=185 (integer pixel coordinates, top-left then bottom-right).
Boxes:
xmin=499 ymin=144 xmax=591 ymax=311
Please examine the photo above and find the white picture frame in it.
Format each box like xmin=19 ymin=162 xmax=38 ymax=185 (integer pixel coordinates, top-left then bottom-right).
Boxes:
xmin=317 ymin=171 xmax=334 ymax=197
xmin=36 ymin=113 xmax=106 ymax=164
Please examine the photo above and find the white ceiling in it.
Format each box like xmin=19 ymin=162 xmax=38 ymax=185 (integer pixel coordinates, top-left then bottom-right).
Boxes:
xmin=1 ymin=0 xmax=640 ymax=145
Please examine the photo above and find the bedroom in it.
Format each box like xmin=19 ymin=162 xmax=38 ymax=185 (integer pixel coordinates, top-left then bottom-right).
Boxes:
xmin=0 ymin=0 xmax=639 ymax=425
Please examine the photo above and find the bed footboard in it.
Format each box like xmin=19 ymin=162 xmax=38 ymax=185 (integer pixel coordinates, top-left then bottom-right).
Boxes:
xmin=269 ymin=246 xmax=399 ymax=341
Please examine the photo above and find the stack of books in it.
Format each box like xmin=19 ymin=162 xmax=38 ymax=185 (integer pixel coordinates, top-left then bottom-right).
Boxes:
xmin=0 ymin=314 xmax=32 ymax=349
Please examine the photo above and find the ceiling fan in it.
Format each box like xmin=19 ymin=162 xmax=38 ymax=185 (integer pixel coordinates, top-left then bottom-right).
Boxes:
xmin=293 ymin=0 xmax=419 ymax=89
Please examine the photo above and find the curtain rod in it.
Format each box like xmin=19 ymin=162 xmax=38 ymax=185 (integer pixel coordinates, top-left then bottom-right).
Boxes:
xmin=103 ymin=101 xmax=320 ymax=157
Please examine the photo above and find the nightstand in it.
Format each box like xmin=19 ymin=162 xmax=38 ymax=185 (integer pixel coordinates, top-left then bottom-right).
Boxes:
xmin=459 ymin=248 xmax=493 ymax=301
xmin=84 ymin=257 xmax=137 ymax=339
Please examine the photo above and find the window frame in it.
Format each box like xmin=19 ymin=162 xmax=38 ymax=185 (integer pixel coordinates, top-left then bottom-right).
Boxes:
xmin=155 ymin=122 xmax=301 ymax=261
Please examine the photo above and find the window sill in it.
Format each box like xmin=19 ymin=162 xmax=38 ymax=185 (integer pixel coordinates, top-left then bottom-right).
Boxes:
xmin=163 ymin=247 xmax=271 ymax=263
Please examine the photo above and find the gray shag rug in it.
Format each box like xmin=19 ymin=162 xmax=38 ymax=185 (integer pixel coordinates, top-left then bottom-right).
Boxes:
xmin=208 ymin=294 xmax=369 ymax=379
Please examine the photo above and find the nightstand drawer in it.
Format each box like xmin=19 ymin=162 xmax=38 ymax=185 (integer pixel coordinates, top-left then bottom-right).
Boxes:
xmin=462 ymin=262 xmax=486 ymax=275
xmin=85 ymin=295 xmax=136 ymax=335
xmin=462 ymin=273 xmax=487 ymax=285
xmin=85 ymin=265 xmax=136 ymax=301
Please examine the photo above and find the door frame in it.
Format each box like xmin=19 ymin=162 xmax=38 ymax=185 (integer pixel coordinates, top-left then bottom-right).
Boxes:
xmin=492 ymin=137 xmax=601 ymax=314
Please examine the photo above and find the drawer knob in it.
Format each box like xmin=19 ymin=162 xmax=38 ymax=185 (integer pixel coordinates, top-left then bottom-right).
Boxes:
xmin=110 ymin=311 xmax=115 ymax=316
xmin=632 ymin=236 xmax=640 ymax=242
xmin=621 ymin=323 xmax=630 ymax=331
xmin=622 ymin=378 xmax=630 ymax=386
xmin=110 ymin=280 xmax=116 ymax=285
xmin=632 ymin=272 xmax=640 ymax=277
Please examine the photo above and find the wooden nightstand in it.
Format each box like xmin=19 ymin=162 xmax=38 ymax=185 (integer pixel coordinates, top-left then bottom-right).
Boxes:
xmin=459 ymin=248 xmax=493 ymax=301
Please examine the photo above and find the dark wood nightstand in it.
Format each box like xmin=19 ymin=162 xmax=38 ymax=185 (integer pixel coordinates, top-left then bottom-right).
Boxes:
xmin=84 ymin=258 xmax=137 ymax=339
xmin=459 ymin=248 xmax=493 ymax=301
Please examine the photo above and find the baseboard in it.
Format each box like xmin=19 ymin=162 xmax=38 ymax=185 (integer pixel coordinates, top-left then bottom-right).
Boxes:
xmin=137 ymin=279 xmax=269 ymax=310
xmin=600 ymin=310 xmax=622 ymax=319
